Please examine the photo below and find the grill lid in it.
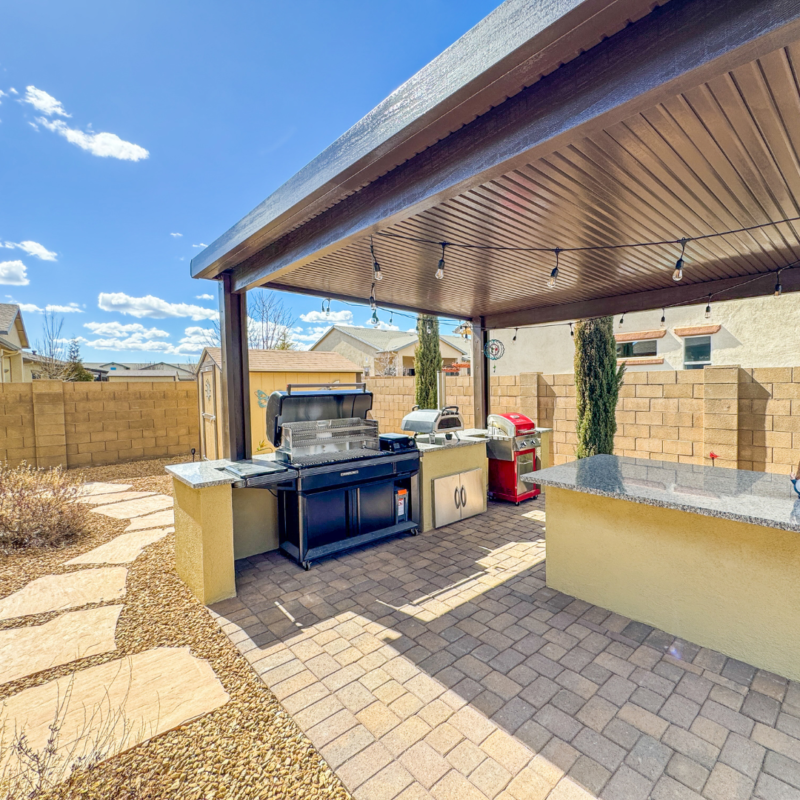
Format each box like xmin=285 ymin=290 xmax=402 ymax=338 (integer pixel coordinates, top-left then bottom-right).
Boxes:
xmin=401 ymin=406 xmax=465 ymax=435
xmin=488 ymin=413 xmax=536 ymax=438
xmin=265 ymin=384 xmax=373 ymax=446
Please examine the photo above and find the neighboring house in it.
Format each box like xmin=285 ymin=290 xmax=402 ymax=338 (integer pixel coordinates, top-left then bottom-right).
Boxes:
xmin=0 ymin=304 xmax=31 ymax=382
xmin=310 ymin=325 xmax=469 ymax=376
xmin=105 ymin=370 xmax=179 ymax=383
xmin=197 ymin=347 xmax=362 ymax=459
xmin=85 ymin=362 xmax=197 ymax=381
xmin=490 ymin=294 xmax=800 ymax=375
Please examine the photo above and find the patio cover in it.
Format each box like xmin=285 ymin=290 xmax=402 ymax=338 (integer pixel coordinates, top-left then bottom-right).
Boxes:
xmin=192 ymin=0 xmax=800 ymax=458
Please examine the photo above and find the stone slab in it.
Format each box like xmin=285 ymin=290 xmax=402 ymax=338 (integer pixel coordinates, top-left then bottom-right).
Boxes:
xmin=0 ymin=647 xmax=229 ymax=785
xmin=125 ymin=510 xmax=175 ymax=531
xmin=0 ymin=568 xmax=128 ymax=620
xmin=0 ymin=606 xmax=122 ymax=685
xmin=78 ymin=491 xmax=156 ymax=506
xmin=92 ymin=495 xmax=173 ymax=519
xmin=65 ymin=529 xmax=171 ymax=566
xmin=80 ymin=482 xmax=132 ymax=496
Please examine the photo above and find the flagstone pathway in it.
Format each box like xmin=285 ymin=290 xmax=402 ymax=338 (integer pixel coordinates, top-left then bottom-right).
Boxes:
xmin=0 ymin=481 xmax=228 ymax=790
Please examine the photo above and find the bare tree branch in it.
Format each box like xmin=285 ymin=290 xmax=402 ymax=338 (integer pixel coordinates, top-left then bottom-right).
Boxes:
xmin=33 ymin=311 xmax=67 ymax=380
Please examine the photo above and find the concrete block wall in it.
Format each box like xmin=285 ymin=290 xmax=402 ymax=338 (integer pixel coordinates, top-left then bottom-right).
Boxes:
xmin=368 ymin=368 xmax=800 ymax=474
xmin=0 ymin=380 xmax=199 ymax=469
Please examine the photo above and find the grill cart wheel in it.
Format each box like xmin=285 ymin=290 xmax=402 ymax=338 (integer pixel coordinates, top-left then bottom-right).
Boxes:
xmin=411 ymin=528 xmax=419 ymax=536
xmin=302 ymin=561 xmax=312 ymax=571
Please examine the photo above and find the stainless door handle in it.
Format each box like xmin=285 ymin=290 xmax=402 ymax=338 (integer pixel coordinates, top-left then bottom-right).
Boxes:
xmin=454 ymin=487 xmax=461 ymax=509
xmin=461 ymin=486 xmax=467 ymax=507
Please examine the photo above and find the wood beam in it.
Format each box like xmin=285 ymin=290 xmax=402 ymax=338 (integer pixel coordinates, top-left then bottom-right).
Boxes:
xmin=218 ymin=275 xmax=251 ymax=461
xmin=484 ymin=269 xmax=800 ymax=329
xmin=230 ymin=0 xmax=800 ymax=294
xmin=472 ymin=318 xmax=489 ymax=430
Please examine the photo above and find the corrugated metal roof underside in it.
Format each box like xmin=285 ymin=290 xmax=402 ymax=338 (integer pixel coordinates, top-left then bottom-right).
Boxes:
xmin=268 ymin=43 xmax=800 ymax=320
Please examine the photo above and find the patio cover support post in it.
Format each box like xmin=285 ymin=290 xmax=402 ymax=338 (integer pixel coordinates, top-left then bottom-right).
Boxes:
xmin=218 ymin=274 xmax=251 ymax=461
xmin=472 ymin=318 xmax=489 ymax=429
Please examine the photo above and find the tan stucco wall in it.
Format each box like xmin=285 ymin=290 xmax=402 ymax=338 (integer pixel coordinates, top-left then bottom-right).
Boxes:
xmin=173 ymin=479 xmax=236 ymax=605
xmin=492 ymin=293 xmax=800 ymax=375
xmin=418 ymin=442 xmax=488 ymax=532
xmin=545 ymin=486 xmax=800 ymax=682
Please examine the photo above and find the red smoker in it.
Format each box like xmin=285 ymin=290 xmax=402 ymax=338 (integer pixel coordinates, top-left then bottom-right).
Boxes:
xmin=486 ymin=413 xmax=541 ymax=504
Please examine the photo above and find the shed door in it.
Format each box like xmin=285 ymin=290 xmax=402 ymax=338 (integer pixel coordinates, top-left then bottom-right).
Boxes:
xmin=200 ymin=366 xmax=218 ymax=460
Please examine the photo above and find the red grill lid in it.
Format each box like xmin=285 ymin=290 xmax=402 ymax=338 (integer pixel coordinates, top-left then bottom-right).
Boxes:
xmin=497 ymin=412 xmax=536 ymax=433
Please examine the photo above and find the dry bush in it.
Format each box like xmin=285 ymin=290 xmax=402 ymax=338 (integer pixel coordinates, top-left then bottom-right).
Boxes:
xmin=0 ymin=463 xmax=88 ymax=550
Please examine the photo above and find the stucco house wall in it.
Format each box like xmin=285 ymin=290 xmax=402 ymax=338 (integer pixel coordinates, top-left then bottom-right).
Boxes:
xmin=491 ymin=294 xmax=800 ymax=375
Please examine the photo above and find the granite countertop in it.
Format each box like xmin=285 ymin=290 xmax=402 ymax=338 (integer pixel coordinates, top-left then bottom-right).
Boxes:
xmin=167 ymin=455 xmax=294 ymax=489
xmin=523 ymin=454 xmax=800 ymax=533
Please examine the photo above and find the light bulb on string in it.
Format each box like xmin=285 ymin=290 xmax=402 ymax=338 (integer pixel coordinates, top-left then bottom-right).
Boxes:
xmin=435 ymin=243 xmax=446 ymax=280
xmin=547 ymin=248 xmax=560 ymax=289
xmin=569 ymin=322 xmax=574 ymax=338
xmin=513 ymin=328 xmax=518 ymax=342
xmin=673 ymin=239 xmax=687 ymax=282
xmin=371 ymin=308 xmax=380 ymax=326
xmin=619 ymin=312 xmax=625 ymax=326
xmin=704 ymin=296 xmax=712 ymax=319
xmin=389 ymin=311 xmax=394 ymax=324
xmin=660 ymin=308 xmax=666 ymax=329
xmin=370 ymin=237 xmax=383 ymax=281
xmin=775 ymin=270 xmax=783 ymax=297
xmin=369 ymin=283 xmax=376 ymax=311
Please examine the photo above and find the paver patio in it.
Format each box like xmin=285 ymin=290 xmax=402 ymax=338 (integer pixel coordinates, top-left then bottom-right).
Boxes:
xmin=211 ymin=499 xmax=800 ymax=800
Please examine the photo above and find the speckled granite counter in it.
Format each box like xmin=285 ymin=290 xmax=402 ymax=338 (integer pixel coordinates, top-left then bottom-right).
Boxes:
xmin=415 ymin=430 xmax=490 ymax=453
xmin=523 ymin=454 xmax=800 ymax=532
xmin=167 ymin=456 xmax=294 ymax=489
xmin=533 ymin=454 xmax=800 ymax=682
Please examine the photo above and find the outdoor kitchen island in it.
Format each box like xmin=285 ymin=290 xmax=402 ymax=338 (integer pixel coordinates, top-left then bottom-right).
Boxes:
xmin=524 ymin=455 xmax=800 ymax=682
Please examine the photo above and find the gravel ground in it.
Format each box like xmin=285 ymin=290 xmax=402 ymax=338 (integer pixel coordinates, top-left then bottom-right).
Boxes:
xmin=1 ymin=457 xmax=351 ymax=800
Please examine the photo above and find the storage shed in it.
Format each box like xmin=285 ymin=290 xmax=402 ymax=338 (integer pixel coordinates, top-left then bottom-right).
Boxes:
xmin=196 ymin=348 xmax=362 ymax=460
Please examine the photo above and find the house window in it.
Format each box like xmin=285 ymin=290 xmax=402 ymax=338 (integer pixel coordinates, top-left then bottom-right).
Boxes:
xmin=616 ymin=340 xmax=657 ymax=358
xmin=684 ymin=335 xmax=712 ymax=369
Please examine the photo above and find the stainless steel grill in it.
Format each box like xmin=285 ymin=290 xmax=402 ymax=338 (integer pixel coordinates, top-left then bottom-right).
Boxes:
xmin=279 ymin=418 xmax=381 ymax=464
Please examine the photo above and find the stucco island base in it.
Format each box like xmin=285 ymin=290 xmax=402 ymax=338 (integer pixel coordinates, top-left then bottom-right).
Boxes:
xmin=545 ymin=486 xmax=800 ymax=682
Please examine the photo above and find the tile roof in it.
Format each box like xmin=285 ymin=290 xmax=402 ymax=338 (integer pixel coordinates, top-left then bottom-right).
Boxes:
xmin=203 ymin=348 xmax=361 ymax=373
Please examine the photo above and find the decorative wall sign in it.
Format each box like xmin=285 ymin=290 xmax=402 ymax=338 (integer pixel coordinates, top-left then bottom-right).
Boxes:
xmin=255 ymin=389 xmax=270 ymax=408
xmin=484 ymin=339 xmax=505 ymax=360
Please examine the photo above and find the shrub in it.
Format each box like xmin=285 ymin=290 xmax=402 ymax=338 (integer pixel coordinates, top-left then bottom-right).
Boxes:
xmin=0 ymin=463 xmax=89 ymax=550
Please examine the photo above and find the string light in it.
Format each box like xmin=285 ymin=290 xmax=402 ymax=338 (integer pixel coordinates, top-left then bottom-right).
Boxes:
xmin=513 ymin=328 xmax=518 ymax=341
xmin=435 ymin=243 xmax=446 ymax=280
xmin=547 ymin=248 xmax=560 ymax=289
xmin=369 ymin=283 xmax=376 ymax=311
xmin=370 ymin=237 xmax=383 ymax=282
xmin=660 ymin=308 xmax=666 ymax=328
xmin=704 ymin=296 xmax=712 ymax=319
xmin=569 ymin=322 xmax=574 ymax=337
xmin=619 ymin=312 xmax=625 ymax=326
xmin=775 ymin=270 xmax=783 ymax=297
xmin=426 ymin=320 xmax=433 ymax=334
xmin=673 ymin=239 xmax=687 ymax=282
xmin=371 ymin=308 xmax=380 ymax=326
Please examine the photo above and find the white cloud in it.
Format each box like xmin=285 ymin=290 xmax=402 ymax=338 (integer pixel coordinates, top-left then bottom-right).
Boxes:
xmin=22 ymin=86 xmax=70 ymax=117
xmin=77 ymin=335 xmax=174 ymax=353
xmin=98 ymin=292 xmax=218 ymax=321
xmin=0 ymin=90 xmax=6 ymax=104
xmin=38 ymin=118 xmax=149 ymax=161
xmin=172 ymin=326 xmax=215 ymax=355
xmin=46 ymin=303 xmax=82 ymax=313
xmin=300 ymin=309 xmax=353 ymax=324
xmin=170 ymin=232 xmax=182 ymax=238
xmin=18 ymin=302 xmax=43 ymax=313
xmin=196 ymin=293 xmax=214 ymax=301
xmin=9 ymin=88 xmax=18 ymax=96
xmin=291 ymin=326 xmax=332 ymax=343
xmin=28 ymin=121 xmax=39 ymax=132
xmin=365 ymin=319 xmax=400 ymax=331
xmin=0 ymin=260 xmax=29 ymax=285
xmin=192 ymin=243 xmax=208 ymax=249
xmin=2 ymin=240 xmax=57 ymax=261
xmin=84 ymin=321 xmax=168 ymax=339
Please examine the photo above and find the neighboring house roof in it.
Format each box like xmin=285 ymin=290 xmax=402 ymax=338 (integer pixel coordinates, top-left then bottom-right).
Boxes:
xmin=202 ymin=348 xmax=361 ymax=373
xmin=0 ymin=336 xmax=21 ymax=352
xmin=0 ymin=304 xmax=30 ymax=349
xmin=106 ymin=370 xmax=178 ymax=378
xmin=311 ymin=325 xmax=469 ymax=355
xmin=84 ymin=361 xmax=196 ymax=379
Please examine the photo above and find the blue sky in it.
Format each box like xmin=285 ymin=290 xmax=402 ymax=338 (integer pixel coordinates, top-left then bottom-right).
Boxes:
xmin=0 ymin=0 xmax=499 ymax=362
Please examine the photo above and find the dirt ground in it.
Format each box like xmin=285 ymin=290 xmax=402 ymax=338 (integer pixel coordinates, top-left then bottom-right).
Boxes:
xmin=1 ymin=457 xmax=351 ymax=800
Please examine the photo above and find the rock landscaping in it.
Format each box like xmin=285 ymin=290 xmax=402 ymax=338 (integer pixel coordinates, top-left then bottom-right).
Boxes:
xmin=0 ymin=457 xmax=351 ymax=800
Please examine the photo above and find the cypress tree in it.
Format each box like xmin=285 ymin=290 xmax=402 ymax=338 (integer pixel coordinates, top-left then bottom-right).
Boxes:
xmin=574 ymin=317 xmax=625 ymax=458
xmin=414 ymin=315 xmax=442 ymax=409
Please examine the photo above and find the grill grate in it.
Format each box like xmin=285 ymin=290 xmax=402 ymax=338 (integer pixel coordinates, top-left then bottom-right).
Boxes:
xmin=281 ymin=418 xmax=380 ymax=454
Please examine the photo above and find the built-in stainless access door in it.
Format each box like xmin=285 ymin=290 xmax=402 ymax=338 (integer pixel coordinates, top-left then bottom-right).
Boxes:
xmin=459 ymin=467 xmax=485 ymax=519
xmin=433 ymin=472 xmax=461 ymax=528
xmin=516 ymin=451 xmax=534 ymax=495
